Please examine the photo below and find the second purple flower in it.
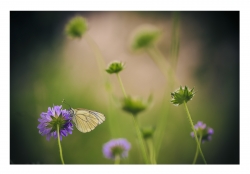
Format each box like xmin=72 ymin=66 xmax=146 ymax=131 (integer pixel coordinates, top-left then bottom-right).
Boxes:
xmin=103 ymin=138 xmax=131 ymax=160
xmin=190 ymin=121 xmax=214 ymax=143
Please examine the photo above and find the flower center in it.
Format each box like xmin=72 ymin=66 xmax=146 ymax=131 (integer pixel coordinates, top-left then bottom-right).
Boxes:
xmin=47 ymin=114 xmax=66 ymax=132
xmin=111 ymin=145 xmax=124 ymax=157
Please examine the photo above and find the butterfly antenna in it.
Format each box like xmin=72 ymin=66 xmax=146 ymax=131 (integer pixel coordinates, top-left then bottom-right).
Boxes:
xmin=62 ymin=99 xmax=72 ymax=109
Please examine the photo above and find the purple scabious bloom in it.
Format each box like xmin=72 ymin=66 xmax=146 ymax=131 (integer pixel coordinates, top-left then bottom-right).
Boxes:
xmin=103 ymin=138 xmax=131 ymax=160
xmin=190 ymin=121 xmax=214 ymax=143
xmin=37 ymin=105 xmax=73 ymax=141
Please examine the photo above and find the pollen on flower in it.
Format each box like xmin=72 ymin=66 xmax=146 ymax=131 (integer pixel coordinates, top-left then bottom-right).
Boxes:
xmin=37 ymin=105 xmax=73 ymax=141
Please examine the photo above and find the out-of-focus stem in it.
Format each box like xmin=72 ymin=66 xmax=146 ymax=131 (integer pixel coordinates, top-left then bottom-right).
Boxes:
xmin=84 ymin=33 xmax=118 ymax=138
xmin=116 ymin=73 xmax=127 ymax=98
xmin=133 ymin=116 xmax=150 ymax=164
xmin=146 ymin=138 xmax=157 ymax=164
xmin=170 ymin=11 xmax=180 ymax=72
xmin=114 ymin=154 xmax=120 ymax=164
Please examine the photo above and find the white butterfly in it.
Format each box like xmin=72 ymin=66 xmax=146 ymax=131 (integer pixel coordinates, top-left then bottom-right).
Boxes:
xmin=70 ymin=108 xmax=105 ymax=133
xmin=62 ymin=99 xmax=105 ymax=133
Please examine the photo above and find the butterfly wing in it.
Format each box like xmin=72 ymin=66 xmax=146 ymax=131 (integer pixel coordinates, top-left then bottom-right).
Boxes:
xmin=88 ymin=110 xmax=105 ymax=124
xmin=72 ymin=108 xmax=105 ymax=133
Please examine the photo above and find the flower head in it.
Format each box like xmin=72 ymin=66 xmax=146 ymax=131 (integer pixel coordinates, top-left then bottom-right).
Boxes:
xmin=141 ymin=126 xmax=155 ymax=139
xmin=130 ymin=24 xmax=161 ymax=51
xmin=103 ymin=138 xmax=131 ymax=160
xmin=122 ymin=96 xmax=148 ymax=116
xmin=170 ymin=86 xmax=196 ymax=106
xmin=37 ymin=105 xmax=73 ymax=141
xmin=65 ymin=16 xmax=88 ymax=38
xmin=106 ymin=61 xmax=125 ymax=74
xmin=190 ymin=121 xmax=214 ymax=143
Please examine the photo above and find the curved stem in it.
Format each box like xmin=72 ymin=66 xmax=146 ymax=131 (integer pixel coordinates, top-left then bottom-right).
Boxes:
xmin=192 ymin=133 xmax=202 ymax=164
xmin=116 ymin=73 xmax=127 ymax=98
xmin=114 ymin=154 xmax=120 ymax=164
xmin=57 ymin=124 xmax=65 ymax=164
xmin=133 ymin=116 xmax=150 ymax=164
xmin=183 ymin=101 xmax=207 ymax=164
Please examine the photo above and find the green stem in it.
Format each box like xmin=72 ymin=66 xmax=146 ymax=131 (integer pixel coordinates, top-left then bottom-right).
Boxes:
xmin=133 ymin=116 xmax=150 ymax=164
xmin=84 ymin=33 xmax=118 ymax=138
xmin=116 ymin=73 xmax=127 ymax=98
xmin=155 ymin=90 xmax=170 ymax=158
xmin=114 ymin=154 xmax=120 ymax=164
xmin=193 ymin=133 xmax=202 ymax=164
xmin=115 ymin=72 xmax=149 ymax=163
xmin=85 ymin=34 xmax=106 ymax=78
xmin=57 ymin=124 xmax=65 ymax=164
xmin=146 ymin=47 xmax=175 ymax=160
xmin=170 ymin=11 xmax=180 ymax=72
xmin=146 ymin=138 xmax=157 ymax=164
xmin=183 ymin=101 xmax=207 ymax=164
xmin=146 ymin=47 xmax=170 ymax=80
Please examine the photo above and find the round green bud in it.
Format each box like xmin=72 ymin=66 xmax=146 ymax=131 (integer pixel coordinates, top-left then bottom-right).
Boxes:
xmin=141 ymin=126 xmax=155 ymax=139
xmin=130 ymin=24 xmax=161 ymax=51
xmin=65 ymin=16 xmax=88 ymax=38
xmin=106 ymin=61 xmax=125 ymax=74
xmin=122 ymin=96 xmax=148 ymax=116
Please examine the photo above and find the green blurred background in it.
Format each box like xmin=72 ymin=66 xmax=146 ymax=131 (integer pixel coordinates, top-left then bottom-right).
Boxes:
xmin=10 ymin=11 xmax=239 ymax=164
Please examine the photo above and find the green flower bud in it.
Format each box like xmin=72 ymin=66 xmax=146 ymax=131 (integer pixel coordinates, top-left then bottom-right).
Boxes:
xmin=170 ymin=86 xmax=196 ymax=106
xmin=106 ymin=61 xmax=125 ymax=74
xmin=122 ymin=96 xmax=148 ymax=116
xmin=141 ymin=126 xmax=155 ymax=139
xmin=130 ymin=24 xmax=161 ymax=51
xmin=65 ymin=16 xmax=88 ymax=38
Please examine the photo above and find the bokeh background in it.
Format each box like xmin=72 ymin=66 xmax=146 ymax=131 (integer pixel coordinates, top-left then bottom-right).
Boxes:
xmin=10 ymin=11 xmax=239 ymax=164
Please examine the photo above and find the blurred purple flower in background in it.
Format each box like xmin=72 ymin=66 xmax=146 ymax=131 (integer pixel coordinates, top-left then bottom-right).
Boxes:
xmin=103 ymin=138 xmax=131 ymax=160
xmin=37 ymin=105 xmax=73 ymax=141
xmin=191 ymin=121 xmax=214 ymax=143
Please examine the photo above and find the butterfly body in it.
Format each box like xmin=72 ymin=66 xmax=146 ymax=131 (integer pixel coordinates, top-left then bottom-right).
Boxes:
xmin=70 ymin=108 xmax=105 ymax=133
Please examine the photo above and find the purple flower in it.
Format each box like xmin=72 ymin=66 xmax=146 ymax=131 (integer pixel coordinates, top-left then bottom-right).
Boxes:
xmin=190 ymin=121 xmax=214 ymax=143
xmin=103 ymin=138 xmax=131 ymax=160
xmin=37 ymin=105 xmax=73 ymax=141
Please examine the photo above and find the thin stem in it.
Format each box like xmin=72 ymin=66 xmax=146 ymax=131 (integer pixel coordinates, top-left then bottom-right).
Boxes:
xmin=170 ymin=11 xmax=180 ymax=72
xmin=183 ymin=101 xmax=207 ymax=164
xmin=114 ymin=154 xmax=120 ymax=164
xmin=133 ymin=116 xmax=150 ymax=164
xmin=84 ymin=33 xmax=117 ymax=138
xmin=146 ymin=47 xmax=169 ymax=80
xmin=116 ymin=73 xmax=127 ymax=98
xmin=85 ymin=34 xmax=106 ymax=78
xmin=57 ymin=124 xmax=65 ymax=164
xmin=115 ymin=72 xmax=148 ymax=163
xmin=146 ymin=138 xmax=157 ymax=164
xmin=193 ymin=133 xmax=202 ymax=164
xmin=146 ymin=47 xmax=175 ymax=160
xmin=154 ymin=93 xmax=170 ymax=159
